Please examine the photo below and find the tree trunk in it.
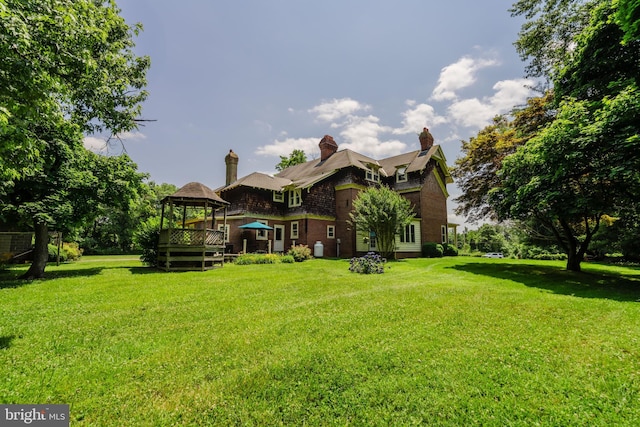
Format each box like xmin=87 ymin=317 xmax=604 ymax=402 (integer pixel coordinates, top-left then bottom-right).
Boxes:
xmin=566 ymin=250 xmax=582 ymax=272
xmin=20 ymin=221 xmax=49 ymax=280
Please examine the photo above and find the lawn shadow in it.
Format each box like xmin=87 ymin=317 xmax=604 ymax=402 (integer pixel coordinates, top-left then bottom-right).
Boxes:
xmin=0 ymin=335 xmax=15 ymax=349
xmin=449 ymin=261 xmax=640 ymax=302
xmin=129 ymin=266 xmax=163 ymax=275
xmin=0 ymin=266 xmax=109 ymax=289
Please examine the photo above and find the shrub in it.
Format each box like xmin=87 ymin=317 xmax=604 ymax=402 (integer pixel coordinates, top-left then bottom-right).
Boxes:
xmin=48 ymin=244 xmax=68 ymax=262
xmin=281 ymin=255 xmax=295 ymax=263
xmin=349 ymin=252 xmax=386 ymax=274
xmin=287 ymin=245 xmax=312 ymax=262
xmin=443 ymin=243 xmax=458 ymax=257
xmin=135 ymin=217 xmax=160 ymax=267
xmin=422 ymin=242 xmax=444 ymax=258
xmin=236 ymin=253 xmax=288 ymax=265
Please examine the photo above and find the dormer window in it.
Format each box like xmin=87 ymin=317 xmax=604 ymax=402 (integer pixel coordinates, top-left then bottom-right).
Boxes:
xmin=366 ymin=168 xmax=380 ymax=182
xmin=288 ymin=188 xmax=302 ymax=207
xmin=273 ymin=191 xmax=284 ymax=202
xmin=396 ymin=166 xmax=408 ymax=183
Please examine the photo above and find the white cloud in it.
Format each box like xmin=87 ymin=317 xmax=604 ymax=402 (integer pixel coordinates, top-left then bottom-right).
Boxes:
xmin=83 ymin=136 xmax=107 ymax=152
xmin=256 ymin=137 xmax=319 ymax=157
xmin=115 ymin=131 xmax=147 ymax=141
xmin=448 ymin=78 xmax=536 ymax=129
xmin=84 ymin=131 xmax=147 ymax=152
xmin=338 ymin=115 xmax=406 ymax=158
xmin=308 ymin=98 xmax=371 ymax=122
xmin=393 ymin=102 xmax=447 ymax=135
xmin=431 ymin=56 xmax=500 ymax=101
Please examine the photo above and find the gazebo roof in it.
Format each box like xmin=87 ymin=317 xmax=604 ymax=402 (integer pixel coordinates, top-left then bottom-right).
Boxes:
xmin=162 ymin=182 xmax=229 ymax=207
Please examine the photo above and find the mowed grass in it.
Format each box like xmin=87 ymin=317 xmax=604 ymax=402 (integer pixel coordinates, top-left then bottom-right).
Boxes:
xmin=1 ymin=256 xmax=639 ymax=426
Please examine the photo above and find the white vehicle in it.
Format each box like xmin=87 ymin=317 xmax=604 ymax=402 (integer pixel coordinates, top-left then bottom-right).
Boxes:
xmin=483 ymin=252 xmax=504 ymax=258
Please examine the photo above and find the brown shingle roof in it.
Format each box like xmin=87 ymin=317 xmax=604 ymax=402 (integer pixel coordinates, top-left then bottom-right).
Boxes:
xmin=163 ymin=182 xmax=229 ymax=206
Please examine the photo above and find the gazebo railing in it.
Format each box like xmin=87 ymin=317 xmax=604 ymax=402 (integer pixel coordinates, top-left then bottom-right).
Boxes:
xmin=159 ymin=229 xmax=225 ymax=247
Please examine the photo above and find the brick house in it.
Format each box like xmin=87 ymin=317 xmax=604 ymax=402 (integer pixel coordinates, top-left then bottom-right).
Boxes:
xmin=214 ymin=129 xmax=452 ymax=258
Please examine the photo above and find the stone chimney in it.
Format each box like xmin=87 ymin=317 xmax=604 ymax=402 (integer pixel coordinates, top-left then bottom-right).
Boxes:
xmin=419 ymin=127 xmax=434 ymax=151
xmin=319 ymin=135 xmax=338 ymax=161
xmin=225 ymin=149 xmax=238 ymax=186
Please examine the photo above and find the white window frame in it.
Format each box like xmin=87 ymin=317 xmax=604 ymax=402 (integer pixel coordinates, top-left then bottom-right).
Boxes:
xmin=217 ymin=224 xmax=230 ymax=243
xmin=327 ymin=225 xmax=335 ymax=239
xmin=273 ymin=191 xmax=284 ymax=203
xmin=366 ymin=168 xmax=380 ymax=182
xmin=441 ymin=225 xmax=447 ymax=244
xmin=290 ymin=221 xmax=299 ymax=239
xmin=400 ymin=223 xmax=416 ymax=243
xmin=288 ymin=188 xmax=302 ymax=207
xmin=396 ymin=166 xmax=408 ymax=183
xmin=257 ymin=220 xmax=269 ymax=240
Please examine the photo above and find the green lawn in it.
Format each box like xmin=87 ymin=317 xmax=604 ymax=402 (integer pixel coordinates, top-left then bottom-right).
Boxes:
xmin=1 ymin=256 xmax=639 ymax=426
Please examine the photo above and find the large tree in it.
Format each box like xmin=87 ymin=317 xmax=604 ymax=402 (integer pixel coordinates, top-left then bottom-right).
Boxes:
xmin=452 ymin=92 xmax=555 ymax=222
xmin=0 ymin=0 xmax=149 ymax=278
xmin=491 ymin=87 xmax=640 ymax=271
xmin=349 ymin=186 xmax=414 ymax=259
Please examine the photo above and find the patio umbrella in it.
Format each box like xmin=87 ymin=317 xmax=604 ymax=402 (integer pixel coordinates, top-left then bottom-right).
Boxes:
xmin=238 ymin=221 xmax=273 ymax=230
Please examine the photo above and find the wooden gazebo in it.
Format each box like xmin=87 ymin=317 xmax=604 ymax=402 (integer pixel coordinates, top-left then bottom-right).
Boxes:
xmin=158 ymin=182 xmax=230 ymax=271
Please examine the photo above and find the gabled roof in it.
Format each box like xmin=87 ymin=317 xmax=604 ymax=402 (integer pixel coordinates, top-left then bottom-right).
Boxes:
xmin=378 ymin=145 xmax=453 ymax=183
xmin=163 ymin=182 xmax=229 ymax=206
xmin=221 ymin=172 xmax=292 ymax=192
xmin=220 ymin=144 xmax=451 ymax=193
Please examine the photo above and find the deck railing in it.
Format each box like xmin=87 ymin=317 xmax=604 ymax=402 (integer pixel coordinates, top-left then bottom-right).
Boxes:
xmin=159 ymin=229 xmax=225 ymax=247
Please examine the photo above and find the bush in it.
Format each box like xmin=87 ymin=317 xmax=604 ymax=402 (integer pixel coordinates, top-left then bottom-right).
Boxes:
xmin=349 ymin=252 xmax=386 ymax=274
xmin=135 ymin=217 xmax=160 ymax=267
xmin=281 ymin=255 xmax=295 ymax=263
xmin=47 ymin=243 xmax=82 ymax=262
xmin=443 ymin=243 xmax=458 ymax=257
xmin=235 ymin=253 xmax=291 ymax=265
xmin=422 ymin=242 xmax=444 ymax=258
xmin=287 ymin=245 xmax=312 ymax=262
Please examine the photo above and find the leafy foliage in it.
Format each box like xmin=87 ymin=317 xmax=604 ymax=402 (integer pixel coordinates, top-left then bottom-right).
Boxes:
xmin=0 ymin=0 xmax=149 ymax=278
xmin=349 ymin=252 xmax=386 ymax=274
xmin=287 ymin=245 xmax=312 ymax=262
xmin=135 ymin=217 xmax=160 ymax=267
xmin=349 ymin=186 xmax=414 ymax=259
xmin=422 ymin=242 xmax=444 ymax=258
xmin=452 ymin=93 xmax=555 ymax=222
xmin=275 ymin=149 xmax=307 ymax=171
xmin=235 ymin=253 xmax=293 ymax=265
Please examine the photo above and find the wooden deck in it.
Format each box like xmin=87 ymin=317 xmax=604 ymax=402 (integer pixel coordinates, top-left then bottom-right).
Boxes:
xmin=157 ymin=228 xmax=226 ymax=271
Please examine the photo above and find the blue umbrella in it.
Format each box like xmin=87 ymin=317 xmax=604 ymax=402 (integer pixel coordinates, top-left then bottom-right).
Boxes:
xmin=238 ymin=221 xmax=273 ymax=230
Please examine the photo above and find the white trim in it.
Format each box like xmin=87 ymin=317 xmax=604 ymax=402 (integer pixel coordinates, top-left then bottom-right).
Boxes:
xmin=290 ymin=221 xmax=299 ymax=239
xmin=327 ymin=225 xmax=335 ymax=239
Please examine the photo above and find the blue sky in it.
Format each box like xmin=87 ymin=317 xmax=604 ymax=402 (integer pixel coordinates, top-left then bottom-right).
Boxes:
xmin=86 ymin=1 xmax=536 ymax=228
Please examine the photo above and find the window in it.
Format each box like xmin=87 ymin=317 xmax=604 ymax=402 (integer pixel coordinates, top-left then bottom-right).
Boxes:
xmin=366 ymin=168 xmax=380 ymax=182
xmin=396 ymin=166 xmax=408 ymax=183
xmin=441 ymin=225 xmax=447 ymax=244
xmin=273 ymin=191 xmax=284 ymax=202
xmin=327 ymin=225 xmax=335 ymax=239
xmin=257 ymin=220 xmax=269 ymax=240
xmin=290 ymin=221 xmax=299 ymax=239
xmin=400 ymin=224 xmax=415 ymax=243
xmin=288 ymin=188 xmax=302 ymax=207
xmin=217 ymin=224 xmax=230 ymax=242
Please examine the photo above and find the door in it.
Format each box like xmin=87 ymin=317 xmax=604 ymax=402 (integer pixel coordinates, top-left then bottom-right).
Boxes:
xmin=274 ymin=225 xmax=285 ymax=252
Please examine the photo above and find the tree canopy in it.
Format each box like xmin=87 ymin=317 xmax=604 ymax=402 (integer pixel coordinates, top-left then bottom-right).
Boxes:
xmin=275 ymin=149 xmax=307 ymax=171
xmin=456 ymin=0 xmax=640 ymax=271
xmin=0 ymin=0 xmax=149 ymax=278
xmin=349 ymin=186 xmax=414 ymax=259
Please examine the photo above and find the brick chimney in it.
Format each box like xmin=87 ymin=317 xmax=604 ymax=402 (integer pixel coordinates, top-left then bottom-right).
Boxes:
xmin=319 ymin=135 xmax=338 ymax=161
xmin=419 ymin=127 xmax=434 ymax=151
xmin=225 ymin=149 xmax=238 ymax=186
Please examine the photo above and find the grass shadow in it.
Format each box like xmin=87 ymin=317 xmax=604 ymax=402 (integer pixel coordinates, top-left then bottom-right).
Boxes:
xmin=129 ymin=266 xmax=163 ymax=275
xmin=449 ymin=261 xmax=640 ymax=302
xmin=0 ymin=335 xmax=15 ymax=349
xmin=0 ymin=266 xmax=108 ymax=288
